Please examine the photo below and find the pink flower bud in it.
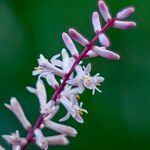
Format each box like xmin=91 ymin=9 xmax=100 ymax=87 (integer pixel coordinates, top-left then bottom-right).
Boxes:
xmin=114 ymin=21 xmax=136 ymax=30
xmin=98 ymin=0 xmax=112 ymax=21
xmin=92 ymin=12 xmax=110 ymax=47
xmin=62 ymin=33 xmax=79 ymax=57
xmin=45 ymin=135 xmax=69 ymax=146
xmin=98 ymin=33 xmax=110 ymax=47
xmin=27 ymin=79 xmax=47 ymax=110
xmin=69 ymin=29 xmax=89 ymax=46
xmin=93 ymin=46 xmax=120 ymax=60
xmin=92 ymin=12 xmax=101 ymax=32
xmin=117 ymin=7 xmax=135 ymax=19
xmin=5 ymin=98 xmax=31 ymax=130
xmin=44 ymin=120 xmax=78 ymax=137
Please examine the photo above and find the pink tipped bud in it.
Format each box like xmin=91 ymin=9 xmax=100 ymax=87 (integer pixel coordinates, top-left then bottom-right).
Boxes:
xmin=92 ymin=12 xmax=101 ymax=32
xmin=44 ymin=120 xmax=78 ymax=137
xmin=62 ymin=33 xmax=79 ymax=57
xmin=114 ymin=21 xmax=136 ymax=30
xmin=5 ymin=98 xmax=31 ymax=130
xmin=45 ymin=135 xmax=69 ymax=146
xmin=99 ymin=34 xmax=110 ymax=47
xmin=117 ymin=7 xmax=135 ymax=20
xmin=93 ymin=46 xmax=120 ymax=60
xmin=98 ymin=0 xmax=112 ymax=22
xmin=69 ymin=29 xmax=89 ymax=46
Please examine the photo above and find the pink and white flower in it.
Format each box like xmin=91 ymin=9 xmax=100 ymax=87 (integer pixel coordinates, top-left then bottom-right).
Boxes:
xmin=34 ymin=129 xmax=69 ymax=150
xmin=67 ymin=64 xmax=104 ymax=95
xmin=2 ymin=130 xmax=27 ymax=150
xmin=5 ymin=98 xmax=31 ymax=130
xmin=59 ymin=96 xmax=87 ymax=123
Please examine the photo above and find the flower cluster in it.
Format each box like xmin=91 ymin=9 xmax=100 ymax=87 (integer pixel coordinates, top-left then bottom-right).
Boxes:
xmin=1 ymin=0 xmax=136 ymax=149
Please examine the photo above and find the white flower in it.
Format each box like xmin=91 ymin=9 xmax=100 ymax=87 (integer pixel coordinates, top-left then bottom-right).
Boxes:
xmin=27 ymin=79 xmax=47 ymax=110
xmin=27 ymin=80 xmax=59 ymax=120
xmin=33 ymin=54 xmax=65 ymax=78
xmin=5 ymin=98 xmax=31 ymax=130
xmin=41 ymin=100 xmax=59 ymax=121
xmin=2 ymin=130 xmax=27 ymax=150
xmin=67 ymin=64 xmax=104 ymax=95
xmin=34 ymin=129 xmax=69 ymax=150
xmin=44 ymin=120 xmax=78 ymax=137
xmin=61 ymin=49 xmax=75 ymax=74
xmin=59 ymin=96 xmax=87 ymax=123
xmin=60 ymin=85 xmax=83 ymax=99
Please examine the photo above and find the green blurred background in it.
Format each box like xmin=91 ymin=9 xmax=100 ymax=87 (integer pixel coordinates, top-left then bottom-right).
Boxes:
xmin=0 ymin=0 xmax=149 ymax=149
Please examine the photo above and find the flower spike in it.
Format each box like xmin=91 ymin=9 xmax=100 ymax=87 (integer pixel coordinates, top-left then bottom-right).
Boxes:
xmin=2 ymin=0 xmax=136 ymax=149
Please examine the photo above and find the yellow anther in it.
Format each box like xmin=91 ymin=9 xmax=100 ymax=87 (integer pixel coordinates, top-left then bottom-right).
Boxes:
xmin=34 ymin=66 xmax=43 ymax=70
xmin=76 ymin=95 xmax=80 ymax=100
xmin=83 ymin=75 xmax=91 ymax=84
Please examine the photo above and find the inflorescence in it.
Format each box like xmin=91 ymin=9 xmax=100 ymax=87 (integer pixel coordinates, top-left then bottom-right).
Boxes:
xmin=1 ymin=0 xmax=136 ymax=149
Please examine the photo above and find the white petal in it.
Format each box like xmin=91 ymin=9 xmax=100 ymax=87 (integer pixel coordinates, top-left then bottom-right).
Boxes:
xmin=67 ymin=79 xmax=78 ymax=85
xmin=85 ymin=63 xmax=92 ymax=74
xmin=61 ymin=48 xmax=71 ymax=73
xmin=50 ymin=54 xmax=62 ymax=67
xmin=46 ymin=74 xmax=59 ymax=89
xmin=36 ymin=79 xmax=47 ymax=108
xmin=59 ymin=112 xmax=71 ymax=122
xmin=26 ymin=86 xmax=36 ymax=94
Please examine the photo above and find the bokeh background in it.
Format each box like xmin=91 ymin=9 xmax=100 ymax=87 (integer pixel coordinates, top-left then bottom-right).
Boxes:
xmin=0 ymin=0 xmax=149 ymax=149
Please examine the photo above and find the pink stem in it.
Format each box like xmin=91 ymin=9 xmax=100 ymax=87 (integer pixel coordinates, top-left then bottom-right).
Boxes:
xmin=21 ymin=18 xmax=116 ymax=150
